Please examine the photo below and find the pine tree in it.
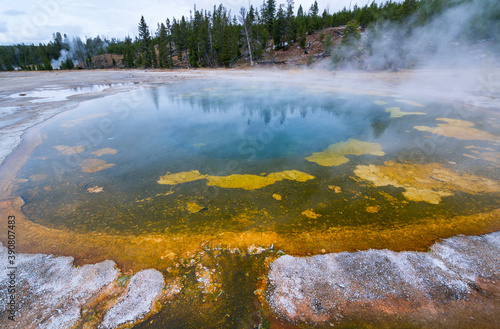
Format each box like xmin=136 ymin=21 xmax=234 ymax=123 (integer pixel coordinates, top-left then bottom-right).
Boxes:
xmin=221 ymin=25 xmax=231 ymax=67
xmin=342 ymin=19 xmax=361 ymax=45
xmin=308 ymin=0 xmax=320 ymax=33
xmin=43 ymin=58 xmax=53 ymax=70
xmin=263 ymin=0 xmax=276 ymax=35
xmin=297 ymin=4 xmax=304 ymax=17
xmin=298 ymin=23 xmax=307 ymax=49
xmin=165 ymin=19 xmax=174 ymax=68
xmin=60 ymin=58 xmax=74 ymax=70
xmin=138 ymin=16 xmax=152 ymax=67
xmin=172 ymin=16 xmax=189 ymax=64
xmin=273 ymin=5 xmax=286 ymax=49
xmin=157 ymin=23 xmax=168 ymax=68
xmin=150 ymin=43 xmax=157 ymax=68
xmin=285 ymin=0 xmax=296 ymax=48
xmin=323 ymin=34 xmax=333 ymax=54
xmin=122 ymin=36 xmax=135 ymax=68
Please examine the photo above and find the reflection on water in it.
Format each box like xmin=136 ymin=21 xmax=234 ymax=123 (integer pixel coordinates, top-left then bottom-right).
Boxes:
xmin=7 ymin=84 xmax=129 ymax=103
xmin=10 ymin=80 xmax=500 ymax=328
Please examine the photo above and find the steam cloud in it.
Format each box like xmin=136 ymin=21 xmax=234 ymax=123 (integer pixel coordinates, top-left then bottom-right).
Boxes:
xmin=333 ymin=0 xmax=500 ymax=71
xmin=51 ymin=35 xmax=109 ymax=69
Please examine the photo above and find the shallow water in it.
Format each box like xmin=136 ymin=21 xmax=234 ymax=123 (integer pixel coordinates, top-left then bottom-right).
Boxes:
xmin=7 ymin=83 xmax=128 ymax=103
xmin=10 ymin=80 xmax=500 ymax=328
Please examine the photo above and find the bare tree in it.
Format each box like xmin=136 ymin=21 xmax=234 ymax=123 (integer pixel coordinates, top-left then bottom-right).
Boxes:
xmin=239 ymin=7 xmax=254 ymax=66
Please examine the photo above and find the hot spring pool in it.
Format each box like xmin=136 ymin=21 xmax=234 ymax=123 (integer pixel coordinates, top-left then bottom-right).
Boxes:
xmin=5 ymin=79 xmax=500 ymax=328
xmin=14 ymin=81 xmax=500 ymax=245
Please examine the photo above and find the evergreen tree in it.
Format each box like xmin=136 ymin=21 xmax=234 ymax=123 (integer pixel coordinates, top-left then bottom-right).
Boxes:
xmin=122 ymin=36 xmax=135 ymax=68
xmin=298 ymin=23 xmax=307 ymax=49
xmin=273 ymin=5 xmax=286 ymax=49
xmin=285 ymin=0 xmax=296 ymax=48
xmin=172 ymin=16 xmax=189 ymax=64
xmin=150 ymin=43 xmax=158 ymax=67
xmin=60 ymin=58 xmax=74 ymax=70
xmin=165 ymin=19 xmax=174 ymax=68
xmin=308 ymin=0 xmax=320 ymax=33
xmin=221 ymin=25 xmax=232 ymax=66
xmin=157 ymin=23 xmax=169 ymax=68
xmin=138 ymin=16 xmax=152 ymax=67
xmin=323 ymin=34 xmax=333 ymax=54
xmin=263 ymin=0 xmax=276 ymax=35
xmin=297 ymin=4 xmax=304 ymax=18
xmin=341 ymin=19 xmax=361 ymax=45
xmin=43 ymin=58 xmax=53 ymax=70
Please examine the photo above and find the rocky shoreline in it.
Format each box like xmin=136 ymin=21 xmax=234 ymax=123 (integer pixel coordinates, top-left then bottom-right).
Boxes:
xmin=0 ymin=243 xmax=172 ymax=328
xmin=268 ymin=231 xmax=500 ymax=327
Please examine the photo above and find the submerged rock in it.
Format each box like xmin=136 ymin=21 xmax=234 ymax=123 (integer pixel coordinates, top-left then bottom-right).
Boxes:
xmin=100 ymin=269 xmax=165 ymax=328
xmin=267 ymin=231 xmax=500 ymax=326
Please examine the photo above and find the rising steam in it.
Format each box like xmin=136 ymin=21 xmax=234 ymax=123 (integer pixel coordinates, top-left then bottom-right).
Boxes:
xmin=332 ymin=0 xmax=500 ymax=71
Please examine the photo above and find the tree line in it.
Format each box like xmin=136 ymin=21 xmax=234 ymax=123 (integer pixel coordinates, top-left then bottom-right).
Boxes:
xmin=0 ymin=0 xmax=497 ymax=71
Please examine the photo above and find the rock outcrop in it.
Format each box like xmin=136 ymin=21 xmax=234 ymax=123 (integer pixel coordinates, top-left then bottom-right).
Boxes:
xmin=100 ymin=269 xmax=165 ymax=329
xmin=267 ymin=232 xmax=500 ymax=326
xmin=0 ymin=244 xmax=166 ymax=328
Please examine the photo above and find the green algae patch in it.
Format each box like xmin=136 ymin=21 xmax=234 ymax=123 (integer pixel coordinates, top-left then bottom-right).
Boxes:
xmin=157 ymin=170 xmax=204 ymax=185
xmin=92 ymin=148 xmax=118 ymax=157
xmin=414 ymin=118 xmax=500 ymax=142
xmin=354 ymin=161 xmax=500 ymax=204
xmin=305 ymin=139 xmax=385 ymax=167
xmin=206 ymin=170 xmax=315 ymax=190
xmin=385 ymin=107 xmax=425 ymax=118
xmin=374 ymin=100 xmax=387 ymax=106
xmin=158 ymin=170 xmax=315 ymax=190
xmin=80 ymin=159 xmax=116 ymax=173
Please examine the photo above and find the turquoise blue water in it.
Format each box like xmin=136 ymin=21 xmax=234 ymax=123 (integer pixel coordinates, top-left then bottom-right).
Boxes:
xmin=15 ymin=81 xmax=499 ymax=235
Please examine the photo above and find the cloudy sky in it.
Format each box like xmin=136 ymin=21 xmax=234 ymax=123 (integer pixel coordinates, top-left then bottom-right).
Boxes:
xmin=0 ymin=0 xmax=363 ymax=45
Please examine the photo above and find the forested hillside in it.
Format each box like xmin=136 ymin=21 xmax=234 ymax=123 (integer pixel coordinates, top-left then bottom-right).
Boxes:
xmin=0 ymin=0 xmax=498 ymax=71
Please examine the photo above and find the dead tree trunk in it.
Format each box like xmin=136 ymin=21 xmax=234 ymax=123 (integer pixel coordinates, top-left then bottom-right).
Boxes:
xmin=239 ymin=7 xmax=253 ymax=66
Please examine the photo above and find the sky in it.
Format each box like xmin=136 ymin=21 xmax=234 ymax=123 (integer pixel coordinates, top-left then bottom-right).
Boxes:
xmin=0 ymin=0 xmax=366 ymax=45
